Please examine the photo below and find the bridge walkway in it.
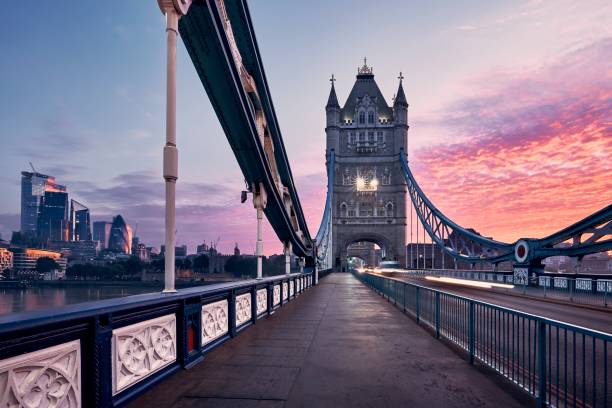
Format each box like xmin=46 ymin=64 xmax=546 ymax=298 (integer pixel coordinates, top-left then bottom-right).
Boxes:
xmin=129 ymin=273 xmax=523 ymax=407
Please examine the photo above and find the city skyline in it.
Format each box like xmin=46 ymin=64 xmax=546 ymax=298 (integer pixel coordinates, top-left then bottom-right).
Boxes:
xmin=0 ymin=1 xmax=610 ymax=254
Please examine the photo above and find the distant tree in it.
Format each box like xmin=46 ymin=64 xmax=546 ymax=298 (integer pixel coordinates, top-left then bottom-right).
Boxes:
xmin=151 ymin=257 xmax=165 ymax=272
xmin=125 ymin=256 xmax=143 ymax=276
xmin=35 ymin=257 xmax=60 ymax=274
xmin=224 ymin=255 xmax=257 ymax=278
xmin=193 ymin=254 xmax=209 ymax=272
xmin=110 ymin=263 xmax=126 ymax=280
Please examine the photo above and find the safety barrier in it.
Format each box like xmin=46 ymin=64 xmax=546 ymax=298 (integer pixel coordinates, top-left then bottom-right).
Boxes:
xmin=398 ymin=269 xmax=611 ymax=308
xmin=0 ymin=272 xmax=314 ymax=407
xmin=356 ymin=271 xmax=610 ymax=408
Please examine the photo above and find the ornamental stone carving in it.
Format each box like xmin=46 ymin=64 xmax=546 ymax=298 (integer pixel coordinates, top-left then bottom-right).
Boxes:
xmin=256 ymin=289 xmax=267 ymax=315
xmin=282 ymin=282 xmax=288 ymax=301
xmin=112 ymin=314 xmax=176 ymax=395
xmin=289 ymin=281 xmax=295 ymax=297
xmin=0 ymin=340 xmax=81 ymax=408
xmin=235 ymin=293 xmax=252 ymax=326
xmin=273 ymin=285 xmax=281 ymax=305
xmin=201 ymin=299 xmax=228 ymax=346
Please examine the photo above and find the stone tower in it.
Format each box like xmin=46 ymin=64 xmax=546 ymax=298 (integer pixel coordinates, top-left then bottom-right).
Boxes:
xmin=326 ymin=61 xmax=407 ymax=270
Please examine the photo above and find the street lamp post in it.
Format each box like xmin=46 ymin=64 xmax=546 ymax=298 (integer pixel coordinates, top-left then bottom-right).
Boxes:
xmin=158 ymin=0 xmax=191 ymax=293
xmin=253 ymin=183 xmax=267 ymax=280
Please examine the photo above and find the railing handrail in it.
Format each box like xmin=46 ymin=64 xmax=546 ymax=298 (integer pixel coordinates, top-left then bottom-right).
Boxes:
xmin=0 ymin=271 xmax=311 ymax=333
xmin=363 ymin=272 xmax=612 ymax=339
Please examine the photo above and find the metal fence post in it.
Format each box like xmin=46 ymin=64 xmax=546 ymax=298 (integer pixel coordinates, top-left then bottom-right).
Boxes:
xmin=416 ymin=286 xmax=421 ymax=324
xmin=435 ymin=292 xmax=441 ymax=339
xmin=569 ymin=279 xmax=573 ymax=302
xmin=537 ymin=320 xmax=547 ymax=408
xmin=91 ymin=314 xmax=113 ymax=407
xmin=469 ymin=301 xmax=475 ymax=364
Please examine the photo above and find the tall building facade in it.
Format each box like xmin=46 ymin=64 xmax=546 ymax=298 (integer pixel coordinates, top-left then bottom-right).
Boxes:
xmin=93 ymin=221 xmax=112 ymax=249
xmin=326 ymin=61 xmax=408 ymax=270
xmin=0 ymin=248 xmax=13 ymax=272
xmin=37 ymin=191 xmax=69 ymax=243
xmin=20 ymin=171 xmax=66 ymax=238
xmin=69 ymin=199 xmax=91 ymax=241
xmin=108 ymin=215 xmax=132 ymax=254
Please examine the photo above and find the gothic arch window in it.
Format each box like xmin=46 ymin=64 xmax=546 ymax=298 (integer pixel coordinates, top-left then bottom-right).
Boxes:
xmin=386 ymin=202 xmax=394 ymax=217
xmin=340 ymin=202 xmax=347 ymax=217
xmin=359 ymin=111 xmax=365 ymax=124
xmin=343 ymin=170 xmax=351 ymax=185
xmin=349 ymin=132 xmax=356 ymax=144
xmin=359 ymin=132 xmax=365 ymax=142
xmin=368 ymin=111 xmax=375 ymax=124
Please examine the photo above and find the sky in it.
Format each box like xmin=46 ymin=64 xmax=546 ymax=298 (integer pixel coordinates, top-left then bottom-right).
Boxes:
xmin=0 ymin=0 xmax=610 ymax=255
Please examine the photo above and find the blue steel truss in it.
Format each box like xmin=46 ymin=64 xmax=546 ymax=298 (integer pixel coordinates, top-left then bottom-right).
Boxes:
xmin=315 ymin=150 xmax=335 ymax=269
xmin=179 ymin=0 xmax=313 ymax=258
xmin=400 ymin=149 xmax=612 ymax=265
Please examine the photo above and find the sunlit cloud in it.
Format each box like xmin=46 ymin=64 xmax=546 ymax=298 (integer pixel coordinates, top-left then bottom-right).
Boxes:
xmin=411 ymin=38 xmax=612 ymax=243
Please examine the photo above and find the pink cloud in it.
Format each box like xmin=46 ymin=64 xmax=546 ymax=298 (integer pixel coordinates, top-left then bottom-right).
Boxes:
xmin=411 ymin=38 xmax=612 ymax=243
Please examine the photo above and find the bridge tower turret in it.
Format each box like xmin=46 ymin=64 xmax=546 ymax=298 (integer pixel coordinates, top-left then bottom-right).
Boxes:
xmin=393 ymin=73 xmax=409 ymax=153
xmin=326 ymin=61 xmax=407 ymax=271
xmin=326 ymin=75 xmax=341 ymax=155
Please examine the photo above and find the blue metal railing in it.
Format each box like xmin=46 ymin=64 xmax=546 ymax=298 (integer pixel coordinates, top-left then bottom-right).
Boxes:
xmin=356 ymin=271 xmax=611 ymax=408
xmin=0 ymin=272 xmax=318 ymax=407
xmin=396 ymin=269 xmax=611 ymax=308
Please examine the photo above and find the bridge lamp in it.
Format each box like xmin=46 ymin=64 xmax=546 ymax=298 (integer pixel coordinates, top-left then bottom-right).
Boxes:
xmin=370 ymin=178 xmax=379 ymax=189
xmin=355 ymin=177 xmax=366 ymax=190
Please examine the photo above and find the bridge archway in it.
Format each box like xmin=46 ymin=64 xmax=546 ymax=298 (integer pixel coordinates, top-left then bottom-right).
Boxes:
xmin=337 ymin=233 xmax=397 ymax=271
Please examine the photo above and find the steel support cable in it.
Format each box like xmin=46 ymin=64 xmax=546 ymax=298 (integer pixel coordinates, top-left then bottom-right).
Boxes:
xmin=399 ymin=150 xmax=514 ymax=263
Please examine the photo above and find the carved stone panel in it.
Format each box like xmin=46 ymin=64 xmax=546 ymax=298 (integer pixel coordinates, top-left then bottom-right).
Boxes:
xmin=256 ymin=289 xmax=267 ymax=315
xmin=282 ymin=282 xmax=288 ymax=301
xmin=0 ymin=340 xmax=81 ymax=408
xmin=273 ymin=285 xmax=281 ymax=305
xmin=235 ymin=293 xmax=252 ymax=327
xmin=289 ymin=281 xmax=295 ymax=297
xmin=112 ymin=314 xmax=176 ymax=395
xmin=201 ymin=299 xmax=228 ymax=346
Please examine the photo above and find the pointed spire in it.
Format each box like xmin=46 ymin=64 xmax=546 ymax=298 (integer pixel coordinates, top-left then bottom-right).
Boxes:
xmin=326 ymin=74 xmax=340 ymax=109
xmin=394 ymin=72 xmax=407 ymax=107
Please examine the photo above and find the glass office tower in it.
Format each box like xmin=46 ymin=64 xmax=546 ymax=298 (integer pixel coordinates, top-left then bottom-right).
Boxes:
xmin=38 ymin=191 xmax=69 ymax=243
xmin=20 ymin=171 xmax=66 ymax=238
xmin=69 ymin=199 xmax=92 ymax=241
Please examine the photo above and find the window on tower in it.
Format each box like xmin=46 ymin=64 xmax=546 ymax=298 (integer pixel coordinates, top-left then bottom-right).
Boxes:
xmin=359 ymin=132 xmax=365 ymax=142
xmin=368 ymin=111 xmax=374 ymax=124
xmin=368 ymin=132 xmax=374 ymax=142
xmin=359 ymin=112 xmax=365 ymax=124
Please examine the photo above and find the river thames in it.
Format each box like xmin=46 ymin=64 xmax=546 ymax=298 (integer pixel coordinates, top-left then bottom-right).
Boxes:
xmin=0 ymin=285 xmax=164 ymax=314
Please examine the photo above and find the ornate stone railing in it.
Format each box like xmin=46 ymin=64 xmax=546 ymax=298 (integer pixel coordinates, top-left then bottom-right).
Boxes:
xmin=0 ymin=271 xmax=315 ymax=407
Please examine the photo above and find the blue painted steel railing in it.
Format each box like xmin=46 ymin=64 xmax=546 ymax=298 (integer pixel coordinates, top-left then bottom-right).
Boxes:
xmin=355 ymin=271 xmax=611 ymax=408
xmin=398 ymin=269 xmax=612 ymax=308
xmin=0 ymin=271 xmax=320 ymax=407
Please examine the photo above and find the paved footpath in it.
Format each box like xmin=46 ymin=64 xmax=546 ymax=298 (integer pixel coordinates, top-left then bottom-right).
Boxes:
xmin=129 ymin=273 xmax=524 ymax=408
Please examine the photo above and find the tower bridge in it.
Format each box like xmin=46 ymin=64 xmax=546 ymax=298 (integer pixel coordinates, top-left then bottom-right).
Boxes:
xmin=0 ymin=1 xmax=610 ymax=407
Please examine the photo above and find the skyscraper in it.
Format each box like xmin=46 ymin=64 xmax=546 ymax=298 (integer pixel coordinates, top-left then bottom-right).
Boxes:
xmin=20 ymin=171 xmax=66 ymax=238
xmin=108 ymin=215 xmax=132 ymax=254
xmin=37 ymin=191 xmax=69 ymax=243
xmin=69 ymin=199 xmax=91 ymax=241
xmin=93 ymin=221 xmax=112 ymax=249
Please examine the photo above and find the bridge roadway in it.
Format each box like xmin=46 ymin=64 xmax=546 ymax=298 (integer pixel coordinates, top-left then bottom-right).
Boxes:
xmin=395 ymin=275 xmax=612 ymax=333
xmin=129 ymin=273 xmax=523 ymax=408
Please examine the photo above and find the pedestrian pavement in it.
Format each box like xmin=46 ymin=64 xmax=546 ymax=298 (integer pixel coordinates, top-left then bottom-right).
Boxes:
xmin=129 ymin=273 xmax=524 ymax=407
